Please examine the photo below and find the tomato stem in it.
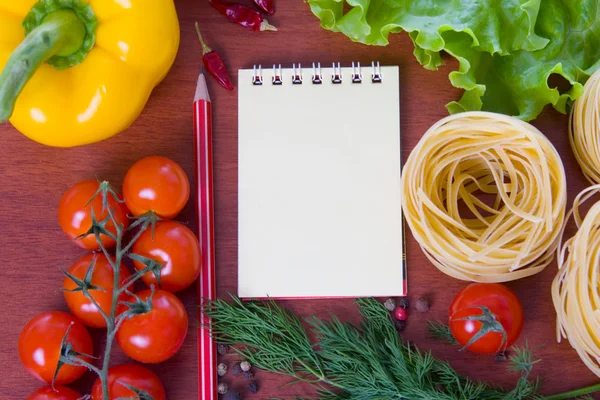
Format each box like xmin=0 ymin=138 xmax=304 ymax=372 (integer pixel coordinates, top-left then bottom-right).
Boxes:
xmin=98 ymin=225 xmax=119 ymax=399
xmin=546 ymin=383 xmax=600 ymax=400
xmin=80 ymin=183 xmax=154 ymax=398
xmin=450 ymin=306 xmax=508 ymax=352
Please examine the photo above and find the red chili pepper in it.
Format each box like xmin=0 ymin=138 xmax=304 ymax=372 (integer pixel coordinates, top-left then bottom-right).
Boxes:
xmin=194 ymin=23 xmax=234 ymax=91
xmin=253 ymin=0 xmax=275 ymax=15
xmin=209 ymin=0 xmax=277 ymax=32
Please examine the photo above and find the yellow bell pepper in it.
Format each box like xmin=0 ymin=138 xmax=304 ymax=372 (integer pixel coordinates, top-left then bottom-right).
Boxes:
xmin=0 ymin=0 xmax=179 ymax=147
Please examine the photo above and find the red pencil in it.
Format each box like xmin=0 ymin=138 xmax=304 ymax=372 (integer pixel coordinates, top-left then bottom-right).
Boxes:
xmin=194 ymin=69 xmax=217 ymax=400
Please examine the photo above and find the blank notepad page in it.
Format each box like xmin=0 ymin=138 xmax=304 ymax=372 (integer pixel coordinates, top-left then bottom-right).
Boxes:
xmin=238 ymin=64 xmax=404 ymax=298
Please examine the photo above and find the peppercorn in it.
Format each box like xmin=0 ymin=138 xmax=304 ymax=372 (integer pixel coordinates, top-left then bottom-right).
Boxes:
xmin=231 ymin=362 xmax=242 ymax=376
xmin=217 ymin=363 xmax=227 ymax=376
xmin=383 ymin=298 xmax=396 ymax=312
xmin=398 ymin=297 xmax=409 ymax=309
xmin=240 ymin=360 xmax=252 ymax=372
xmin=217 ymin=343 xmax=229 ymax=355
xmin=394 ymin=306 xmax=408 ymax=321
xmin=243 ymin=370 xmax=254 ymax=380
xmin=218 ymin=382 xmax=228 ymax=394
xmin=222 ymin=392 xmax=241 ymax=400
xmin=495 ymin=351 xmax=508 ymax=363
xmin=395 ymin=320 xmax=406 ymax=332
xmin=249 ymin=380 xmax=259 ymax=394
xmin=415 ymin=297 xmax=430 ymax=313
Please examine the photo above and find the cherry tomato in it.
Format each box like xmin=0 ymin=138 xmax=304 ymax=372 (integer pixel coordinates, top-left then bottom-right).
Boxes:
xmin=91 ymin=364 xmax=166 ymax=400
xmin=449 ymin=283 xmax=524 ymax=354
xmin=132 ymin=221 xmax=201 ymax=292
xmin=58 ymin=180 xmax=130 ymax=251
xmin=63 ymin=253 xmax=132 ymax=328
xmin=19 ymin=311 xmax=93 ymax=384
xmin=116 ymin=289 xmax=188 ymax=363
xmin=122 ymin=156 xmax=190 ymax=219
xmin=27 ymin=386 xmax=81 ymax=400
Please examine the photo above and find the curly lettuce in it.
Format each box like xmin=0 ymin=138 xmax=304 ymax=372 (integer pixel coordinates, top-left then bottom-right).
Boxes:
xmin=307 ymin=0 xmax=600 ymax=121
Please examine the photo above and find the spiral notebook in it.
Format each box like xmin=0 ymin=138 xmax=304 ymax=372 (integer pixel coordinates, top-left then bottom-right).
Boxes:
xmin=238 ymin=62 xmax=405 ymax=299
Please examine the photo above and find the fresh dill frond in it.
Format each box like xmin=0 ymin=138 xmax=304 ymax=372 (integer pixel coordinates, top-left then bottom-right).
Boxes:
xmin=427 ymin=320 xmax=459 ymax=345
xmin=202 ymin=296 xmax=326 ymax=384
xmin=203 ymin=296 xmax=548 ymax=400
xmin=508 ymin=341 xmax=541 ymax=378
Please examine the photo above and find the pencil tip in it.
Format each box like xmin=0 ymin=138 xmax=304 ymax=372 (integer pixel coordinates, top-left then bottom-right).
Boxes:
xmin=195 ymin=68 xmax=210 ymax=102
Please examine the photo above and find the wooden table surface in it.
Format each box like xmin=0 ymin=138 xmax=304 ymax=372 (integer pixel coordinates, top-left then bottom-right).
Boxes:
xmin=1 ymin=1 xmax=598 ymax=399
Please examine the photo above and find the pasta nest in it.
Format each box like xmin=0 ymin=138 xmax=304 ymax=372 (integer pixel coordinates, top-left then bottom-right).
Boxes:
xmin=402 ymin=112 xmax=567 ymax=282
xmin=570 ymin=68 xmax=600 ymax=184
xmin=553 ymin=186 xmax=600 ymax=377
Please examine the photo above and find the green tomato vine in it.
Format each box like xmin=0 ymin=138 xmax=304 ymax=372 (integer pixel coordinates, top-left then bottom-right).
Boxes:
xmin=56 ymin=181 xmax=163 ymax=399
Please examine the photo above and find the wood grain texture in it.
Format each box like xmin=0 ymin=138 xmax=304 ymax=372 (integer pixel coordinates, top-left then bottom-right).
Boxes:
xmin=0 ymin=0 xmax=598 ymax=398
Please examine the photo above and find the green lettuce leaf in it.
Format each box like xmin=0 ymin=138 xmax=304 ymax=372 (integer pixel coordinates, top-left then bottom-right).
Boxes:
xmin=448 ymin=0 xmax=600 ymax=120
xmin=307 ymin=0 xmax=600 ymax=121
xmin=307 ymin=0 xmax=548 ymax=65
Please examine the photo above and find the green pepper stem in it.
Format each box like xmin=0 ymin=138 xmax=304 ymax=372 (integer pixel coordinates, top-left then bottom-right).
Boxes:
xmin=0 ymin=10 xmax=86 ymax=122
xmin=546 ymin=382 xmax=600 ymax=400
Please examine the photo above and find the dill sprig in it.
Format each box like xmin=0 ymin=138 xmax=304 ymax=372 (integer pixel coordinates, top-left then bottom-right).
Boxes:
xmin=509 ymin=341 xmax=541 ymax=377
xmin=203 ymin=296 xmax=328 ymax=385
xmin=203 ymin=296 xmax=555 ymax=399
xmin=427 ymin=321 xmax=459 ymax=345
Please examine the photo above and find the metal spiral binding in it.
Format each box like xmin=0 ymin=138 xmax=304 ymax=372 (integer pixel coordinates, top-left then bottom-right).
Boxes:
xmin=252 ymin=64 xmax=263 ymax=85
xmin=312 ymin=62 xmax=322 ymax=84
xmin=292 ymin=63 xmax=302 ymax=84
xmin=272 ymin=64 xmax=283 ymax=85
xmin=331 ymin=62 xmax=342 ymax=84
xmin=251 ymin=62 xmax=384 ymax=85
xmin=371 ymin=61 xmax=382 ymax=83
xmin=352 ymin=61 xmax=362 ymax=83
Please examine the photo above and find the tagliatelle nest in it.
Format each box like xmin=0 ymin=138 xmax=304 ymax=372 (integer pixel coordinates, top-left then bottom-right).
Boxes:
xmin=402 ymin=111 xmax=567 ymax=282
xmin=553 ymin=186 xmax=600 ymax=378
xmin=570 ymin=68 xmax=600 ymax=184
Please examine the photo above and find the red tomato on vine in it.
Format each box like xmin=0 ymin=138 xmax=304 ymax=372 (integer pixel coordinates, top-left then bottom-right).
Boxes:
xmin=58 ymin=180 xmax=129 ymax=251
xmin=19 ymin=311 xmax=93 ymax=384
xmin=449 ymin=283 xmax=524 ymax=354
xmin=27 ymin=386 xmax=81 ymax=400
xmin=91 ymin=364 xmax=166 ymax=400
xmin=116 ymin=289 xmax=188 ymax=363
xmin=122 ymin=156 xmax=190 ymax=219
xmin=132 ymin=221 xmax=201 ymax=292
xmin=63 ymin=253 xmax=132 ymax=328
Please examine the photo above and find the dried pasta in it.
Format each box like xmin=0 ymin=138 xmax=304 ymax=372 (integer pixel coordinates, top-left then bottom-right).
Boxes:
xmin=570 ymin=68 xmax=600 ymax=184
xmin=552 ymin=185 xmax=600 ymax=377
xmin=402 ymin=112 xmax=567 ymax=282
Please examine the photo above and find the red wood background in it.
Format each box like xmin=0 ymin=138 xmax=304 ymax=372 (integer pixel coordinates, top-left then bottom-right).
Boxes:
xmin=1 ymin=1 xmax=598 ymax=399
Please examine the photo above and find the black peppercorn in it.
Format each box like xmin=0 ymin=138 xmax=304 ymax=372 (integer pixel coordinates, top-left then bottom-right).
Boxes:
xmin=395 ymin=320 xmax=406 ymax=332
xmin=495 ymin=351 xmax=508 ymax=363
xmin=248 ymin=380 xmax=259 ymax=394
xmin=231 ymin=363 xmax=243 ymax=376
xmin=222 ymin=392 xmax=241 ymax=400
xmin=243 ymin=370 xmax=254 ymax=380
xmin=398 ymin=297 xmax=409 ymax=309
xmin=217 ymin=343 xmax=229 ymax=355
